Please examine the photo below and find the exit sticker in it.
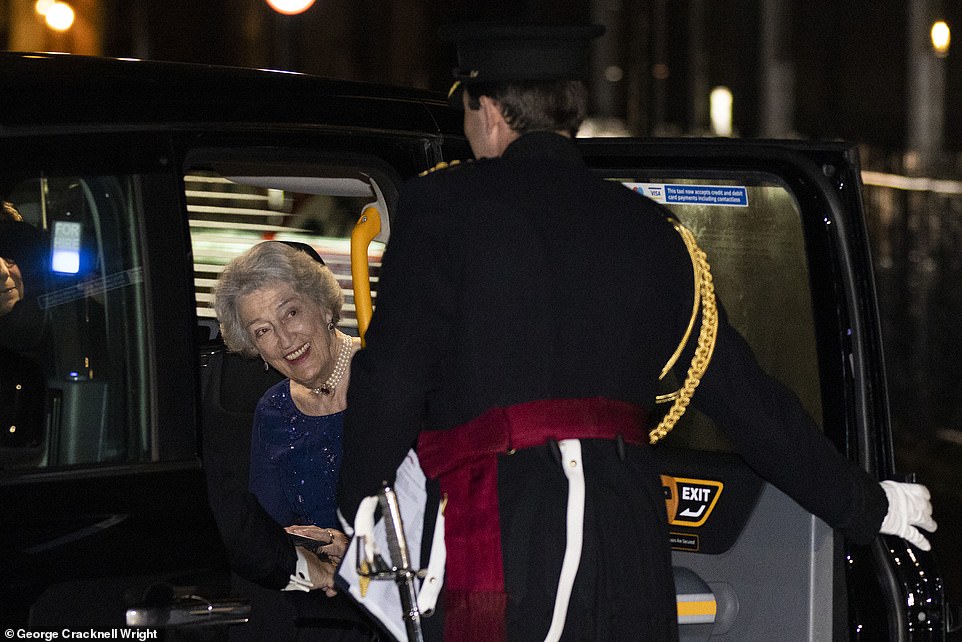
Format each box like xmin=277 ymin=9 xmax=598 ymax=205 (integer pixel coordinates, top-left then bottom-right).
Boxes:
xmin=660 ymin=475 xmax=724 ymax=528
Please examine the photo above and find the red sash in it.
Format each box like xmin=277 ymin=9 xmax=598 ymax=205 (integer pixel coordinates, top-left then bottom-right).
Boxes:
xmin=416 ymin=397 xmax=647 ymax=641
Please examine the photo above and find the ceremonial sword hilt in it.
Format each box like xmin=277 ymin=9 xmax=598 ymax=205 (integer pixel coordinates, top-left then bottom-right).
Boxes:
xmin=355 ymin=482 xmax=427 ymax=642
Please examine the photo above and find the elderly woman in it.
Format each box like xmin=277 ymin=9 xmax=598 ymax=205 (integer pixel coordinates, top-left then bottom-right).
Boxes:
xmin=212 ymin=241 xmax=370 ymax=640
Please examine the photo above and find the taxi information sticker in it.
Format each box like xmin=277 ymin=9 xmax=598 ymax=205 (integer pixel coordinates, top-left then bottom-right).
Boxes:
xmin=669 ymin=532 xmax=700 ymax=552
xmin=625 ymin=182 xmax=749 ymax=207
xmin=661 ymin=475 xmax=724 ymax=528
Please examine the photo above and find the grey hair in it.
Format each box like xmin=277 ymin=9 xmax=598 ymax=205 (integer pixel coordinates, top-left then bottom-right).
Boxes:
xmin=212 ymin=241 xmax=343 ymax=358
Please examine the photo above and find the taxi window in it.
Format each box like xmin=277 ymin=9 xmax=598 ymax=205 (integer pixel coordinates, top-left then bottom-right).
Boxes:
xmin=621 ymin=179 xmax=823 ymax=452
xmin=0 ymin=176 xmax=151 ymax=469
xmin=184 ymin=158 xmax=395 ymax=339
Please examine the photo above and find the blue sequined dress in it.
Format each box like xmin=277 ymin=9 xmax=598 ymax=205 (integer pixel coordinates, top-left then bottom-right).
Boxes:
xmin=249 ymin=379 xmax=343 ymax=529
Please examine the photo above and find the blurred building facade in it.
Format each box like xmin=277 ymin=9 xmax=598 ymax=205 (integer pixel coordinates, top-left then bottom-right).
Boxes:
xmin=2 ymin=1 xmax=960 ymax=160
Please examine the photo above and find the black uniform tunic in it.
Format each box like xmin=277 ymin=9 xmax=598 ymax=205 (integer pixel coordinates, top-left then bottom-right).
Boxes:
xmin=340 ymin=131 xmax=887 ymax=639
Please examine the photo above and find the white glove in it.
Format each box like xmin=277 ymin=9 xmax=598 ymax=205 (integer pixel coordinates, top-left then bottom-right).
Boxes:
xmin=879 ymin=480 xmax=938 ymax=551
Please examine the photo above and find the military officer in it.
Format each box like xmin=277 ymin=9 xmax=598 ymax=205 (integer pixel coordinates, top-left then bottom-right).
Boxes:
xmin=339 ymin=22 xmax=936 ymax=641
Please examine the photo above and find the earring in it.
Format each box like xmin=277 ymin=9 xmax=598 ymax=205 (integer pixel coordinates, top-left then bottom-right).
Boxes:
xmin=328 ymin=321 xmax=335 ymax=331
xmin=263 ymin=359 xmax=269 ymax=373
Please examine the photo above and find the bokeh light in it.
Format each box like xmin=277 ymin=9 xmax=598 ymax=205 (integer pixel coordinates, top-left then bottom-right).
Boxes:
xmin=265 ymin=0 xmax=316 ymax=15
xmin=931 ymin=21 xmax=951 ymax=58
xmin=45 ymin=2 xmax=75 ymax=32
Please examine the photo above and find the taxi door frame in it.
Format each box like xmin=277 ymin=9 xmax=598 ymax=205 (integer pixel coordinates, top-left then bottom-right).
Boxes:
xmin=576 ymin=137 xmax=943 ymax=639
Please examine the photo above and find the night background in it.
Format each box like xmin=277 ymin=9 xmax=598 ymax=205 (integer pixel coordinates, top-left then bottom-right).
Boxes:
xmin=3 ymin=0 xmax=961 ymax=634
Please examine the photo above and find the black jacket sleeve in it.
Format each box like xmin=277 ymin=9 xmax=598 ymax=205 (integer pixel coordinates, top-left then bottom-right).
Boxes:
xmin=691 ymin=305 xmax=887 ymax=544
xmin=201 ymin=351 xmax=296 ymax=589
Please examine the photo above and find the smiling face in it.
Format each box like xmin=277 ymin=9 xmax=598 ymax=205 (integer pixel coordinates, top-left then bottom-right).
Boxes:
xmin=237 ymin=282 xmax=335 ymax=389
xmin=0 ymin=257 xmax=24 ymax=317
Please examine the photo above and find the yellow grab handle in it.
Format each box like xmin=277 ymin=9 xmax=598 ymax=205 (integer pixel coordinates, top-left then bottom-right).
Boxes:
xmin=350 ymin=206 xmax=381 ymax=346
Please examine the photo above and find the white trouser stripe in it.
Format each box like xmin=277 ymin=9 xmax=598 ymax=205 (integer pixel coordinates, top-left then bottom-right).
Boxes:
xmin=417 ymin=499 xmax=446 ymax=614
xmin=544 ymin=439 xmax=585 ymax=642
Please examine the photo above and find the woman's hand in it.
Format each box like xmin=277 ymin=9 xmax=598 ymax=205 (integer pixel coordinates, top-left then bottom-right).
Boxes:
xmin=285 ymin=524 xmax=350 ymax=563
xmin=300 ymin=548 xmax=339 ymax=597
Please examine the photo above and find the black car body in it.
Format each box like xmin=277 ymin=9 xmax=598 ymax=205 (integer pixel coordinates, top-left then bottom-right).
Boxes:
xmin=0 ymin=52 xmax=952 ymax=639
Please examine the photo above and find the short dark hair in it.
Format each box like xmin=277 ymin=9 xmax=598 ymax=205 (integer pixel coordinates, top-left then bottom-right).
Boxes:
xmin=466 ymin=79 xmax=589 ymax=138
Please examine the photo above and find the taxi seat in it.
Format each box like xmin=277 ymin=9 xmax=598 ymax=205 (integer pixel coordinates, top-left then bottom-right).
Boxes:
xmin=199 ymin=338 xmax=288 ymax=584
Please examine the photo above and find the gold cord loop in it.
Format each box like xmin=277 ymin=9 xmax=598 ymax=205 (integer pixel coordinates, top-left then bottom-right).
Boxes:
xmin=650 ymin=220 xmax=718 ymax=445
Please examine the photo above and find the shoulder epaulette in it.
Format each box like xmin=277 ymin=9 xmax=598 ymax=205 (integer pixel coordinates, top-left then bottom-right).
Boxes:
xmin=418 ymin=159 xmax=470 ymax=177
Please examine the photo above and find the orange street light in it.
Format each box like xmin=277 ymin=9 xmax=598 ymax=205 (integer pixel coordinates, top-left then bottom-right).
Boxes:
xmin=265 ymin=0 xmax=316 ymax=15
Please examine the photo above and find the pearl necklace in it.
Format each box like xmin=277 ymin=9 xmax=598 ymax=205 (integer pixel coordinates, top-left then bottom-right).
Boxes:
xmin=311 ymin=334 xmax=352 ymax=395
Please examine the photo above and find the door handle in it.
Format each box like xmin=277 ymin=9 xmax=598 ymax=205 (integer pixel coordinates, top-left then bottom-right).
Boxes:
xmin=126 ymin=586 xmax=250 ymax=628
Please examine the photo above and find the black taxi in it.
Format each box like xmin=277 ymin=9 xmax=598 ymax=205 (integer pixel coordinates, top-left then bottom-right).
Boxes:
xmin=0 ymin=52 xmax=954 ymax=639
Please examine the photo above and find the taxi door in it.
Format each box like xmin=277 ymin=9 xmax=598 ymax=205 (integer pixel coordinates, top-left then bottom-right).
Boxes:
xmin=0 ymin=133 xmax=225 ymax=628
xmin=578 ymin=138 xmax=946 ymax=640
